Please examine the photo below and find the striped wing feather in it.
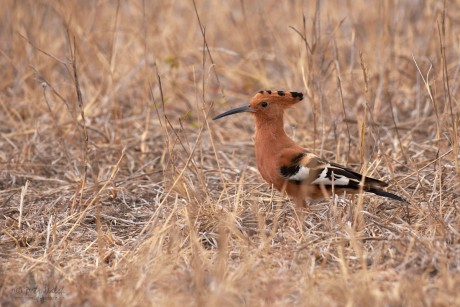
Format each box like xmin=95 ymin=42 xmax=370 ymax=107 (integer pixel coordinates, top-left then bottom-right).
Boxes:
xmin=279 ymin=151 xmax=405 ymax=202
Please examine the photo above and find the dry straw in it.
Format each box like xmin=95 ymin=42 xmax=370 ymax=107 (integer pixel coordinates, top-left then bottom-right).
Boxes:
xmin=1 ymin=0 xmax=459 ymax=305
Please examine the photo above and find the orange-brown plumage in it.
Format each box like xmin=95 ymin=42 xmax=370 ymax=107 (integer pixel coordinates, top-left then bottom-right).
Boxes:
xmin=213 ymin=90 xmax=406 ymax=207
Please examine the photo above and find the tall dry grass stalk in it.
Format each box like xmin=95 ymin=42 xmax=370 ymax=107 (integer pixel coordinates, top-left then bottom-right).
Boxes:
xmin=1 ymin=0 xmax=459 ymax=305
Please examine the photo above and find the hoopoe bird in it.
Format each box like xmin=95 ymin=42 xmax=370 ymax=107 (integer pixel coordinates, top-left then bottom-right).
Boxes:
xmin=213 ymin=90 xmax=406 ymax=207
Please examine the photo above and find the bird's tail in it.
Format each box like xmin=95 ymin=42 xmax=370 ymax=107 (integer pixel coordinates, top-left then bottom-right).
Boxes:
xmin=368 ymin=187 xmax=407 ymax=202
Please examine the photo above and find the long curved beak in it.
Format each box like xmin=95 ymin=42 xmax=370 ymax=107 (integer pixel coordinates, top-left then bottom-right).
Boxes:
xmin=212 ymin=105 xmax=255 ymax=120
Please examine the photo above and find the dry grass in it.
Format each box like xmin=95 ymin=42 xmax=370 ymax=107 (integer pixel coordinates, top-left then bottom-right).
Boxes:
xmin=1 ymin=0 xmax=460 ymax=305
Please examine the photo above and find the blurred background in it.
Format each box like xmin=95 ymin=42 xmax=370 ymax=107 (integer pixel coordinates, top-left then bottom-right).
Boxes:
xmin=1 ymin=0 xmax=459 ymax=305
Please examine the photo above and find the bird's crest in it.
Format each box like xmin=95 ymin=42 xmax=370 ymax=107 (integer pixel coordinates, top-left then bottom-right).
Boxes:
xmin=249 ymin=90 xmax=304 ymax=111
xmin=256 ymin=90 xmax=303 ymax=101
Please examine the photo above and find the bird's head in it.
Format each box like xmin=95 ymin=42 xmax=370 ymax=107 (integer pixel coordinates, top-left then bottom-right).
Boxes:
xmin=212 ymin=90 xmax=303 ymax=122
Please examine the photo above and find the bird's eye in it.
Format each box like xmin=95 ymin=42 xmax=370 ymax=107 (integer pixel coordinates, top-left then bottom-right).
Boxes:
xmin=260 ymin=101 xmax=269 ymax=108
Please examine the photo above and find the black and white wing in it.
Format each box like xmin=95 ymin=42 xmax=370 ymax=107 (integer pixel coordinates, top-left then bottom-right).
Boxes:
xmin=279 ymin=151 xmax=405 ymax=202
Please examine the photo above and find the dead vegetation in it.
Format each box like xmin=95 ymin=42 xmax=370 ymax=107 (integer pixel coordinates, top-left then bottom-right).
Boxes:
xmin=1 ymin=0 xmax=459 ymax=305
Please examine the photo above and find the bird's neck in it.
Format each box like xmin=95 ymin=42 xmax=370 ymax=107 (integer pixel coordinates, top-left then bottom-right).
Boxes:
xmin=253 ymin=116 xmax=298 ymax=188
xmin=254 ymin=116 xmax=296 ymax=151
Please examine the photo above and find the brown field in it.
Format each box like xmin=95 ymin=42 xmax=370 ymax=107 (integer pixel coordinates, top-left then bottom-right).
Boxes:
xmin=1 ymin=0 xmax=460 ymax=305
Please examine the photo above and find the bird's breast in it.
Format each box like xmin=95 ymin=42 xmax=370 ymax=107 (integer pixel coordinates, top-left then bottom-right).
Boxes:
xmin=255 ymin=147 xmax=285 ymax=191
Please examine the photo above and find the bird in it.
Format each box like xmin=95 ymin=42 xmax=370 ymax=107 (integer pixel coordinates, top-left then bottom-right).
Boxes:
xmin=212 ymin=90 xmax=406 ymax=208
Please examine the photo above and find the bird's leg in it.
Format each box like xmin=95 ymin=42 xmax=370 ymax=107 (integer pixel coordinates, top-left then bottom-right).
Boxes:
xmin=292 ymin=197 xmax=306 ymax=231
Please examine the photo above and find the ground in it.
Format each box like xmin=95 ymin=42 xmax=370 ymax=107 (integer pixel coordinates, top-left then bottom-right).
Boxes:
xmin=1 ymin=0 xmax=460 ymax=306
